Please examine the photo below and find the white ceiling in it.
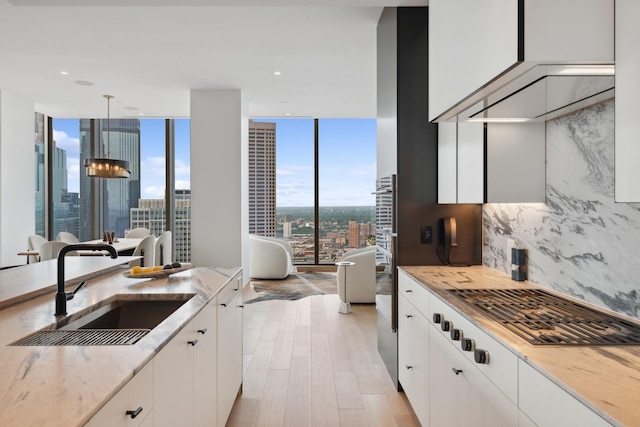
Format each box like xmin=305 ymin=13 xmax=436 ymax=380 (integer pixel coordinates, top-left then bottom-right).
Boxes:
xmin=0 ymin=0 xmax=426 ymax=119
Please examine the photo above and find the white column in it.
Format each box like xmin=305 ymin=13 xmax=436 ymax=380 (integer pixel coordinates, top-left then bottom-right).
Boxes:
xmin=190 ymin=90 xmax=248 ymax=276
xmin=0 ymin=90 xmax=35 ymax=267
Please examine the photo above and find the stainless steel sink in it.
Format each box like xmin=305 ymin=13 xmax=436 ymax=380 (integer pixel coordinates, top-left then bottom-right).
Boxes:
xmin=11 ymin=293 xmax=196 ymax=346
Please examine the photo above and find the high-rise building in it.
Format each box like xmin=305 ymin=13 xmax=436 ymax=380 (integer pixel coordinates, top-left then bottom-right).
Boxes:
xmin=282 ymin=221 xmax=292 ymax=238
xmin=248 ymin=120 xmax=276 ymax=236
xmin=348 ymin=220 xmax=359 ymax=248
xmin=79 ymin=119 xmax=141 ymax=240
xmin=52 ymin=141 xmax=79 ymax=238
xmin=130 ymin=189 xmax=191 ymax=263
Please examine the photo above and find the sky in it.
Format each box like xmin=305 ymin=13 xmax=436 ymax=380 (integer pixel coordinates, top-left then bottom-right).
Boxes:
xmin=52 ymin=117 xmax=376 ymax=206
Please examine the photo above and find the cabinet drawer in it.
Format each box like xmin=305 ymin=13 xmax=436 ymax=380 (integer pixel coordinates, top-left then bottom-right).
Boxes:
xmin=429 ymin=329 xmax=517 ymax=427
xmin=398 ymin=338 xmax=428 ymax=426
xmin=519 ymin=360 xmax=612 ymax=427
xmin=87 ymin=361 xmax=154 ymax=427
xmin=398 ymin=270 xmax=429 ymax=316
xmin=398 ymin=292 xmax=429 ymax=362
xmin=430 ymin=294 xmax=518 ymax=404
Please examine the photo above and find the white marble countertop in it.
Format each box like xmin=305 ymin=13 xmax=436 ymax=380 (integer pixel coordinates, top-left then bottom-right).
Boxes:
xmin=400 ymin=265 xmax=640 ymax=427
xmin=0 ymin=256 xmax=140 ymax=309
xmin=0 ymin=264 xmax=241 ymax=427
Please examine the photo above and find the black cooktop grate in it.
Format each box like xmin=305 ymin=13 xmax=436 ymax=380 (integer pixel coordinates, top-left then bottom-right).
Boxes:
xmin=448 ymin=288 xmax=640 ymax=346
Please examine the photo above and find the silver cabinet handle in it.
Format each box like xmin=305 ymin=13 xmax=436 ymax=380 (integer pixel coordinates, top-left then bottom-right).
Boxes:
xmin=221 ymin=286 xmax=242 ymax=307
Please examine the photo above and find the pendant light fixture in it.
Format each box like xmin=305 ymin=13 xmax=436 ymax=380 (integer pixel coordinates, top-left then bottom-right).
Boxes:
xmin=84 ymin=94 xmax=130 ymax=178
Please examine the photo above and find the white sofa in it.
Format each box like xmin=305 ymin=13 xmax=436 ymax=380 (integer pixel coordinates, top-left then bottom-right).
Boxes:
xmin=249 ymin=235 xmax=298 ymax=279
xmin=337 ymin=246 xmax=377 ymax=304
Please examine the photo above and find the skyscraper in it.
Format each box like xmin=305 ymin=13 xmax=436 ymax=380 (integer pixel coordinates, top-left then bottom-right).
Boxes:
xmin=130 ymin=189 xmax=191 ymax=263
xmin=348 ymin=220 xmax=359 ymax=248
xmin=79 ymin=119 xmax=141 ymax=239
xmin=248 ymin=120 xmax=276 ymax=236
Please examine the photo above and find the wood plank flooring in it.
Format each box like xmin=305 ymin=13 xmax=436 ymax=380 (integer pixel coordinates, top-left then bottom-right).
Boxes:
xmin=226 ymin=284 xmax=419 ymax=427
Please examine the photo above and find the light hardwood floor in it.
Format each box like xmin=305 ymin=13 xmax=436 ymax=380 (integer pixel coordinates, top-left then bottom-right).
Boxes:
xmin=226 ymin=285 xmax=420 ymax=427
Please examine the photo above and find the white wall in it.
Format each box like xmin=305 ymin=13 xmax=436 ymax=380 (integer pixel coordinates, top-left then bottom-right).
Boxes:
xmin=190 ymin=90 xmax=247 ymax=278
xmin=0 ymin=90 xmax=35 ymax=267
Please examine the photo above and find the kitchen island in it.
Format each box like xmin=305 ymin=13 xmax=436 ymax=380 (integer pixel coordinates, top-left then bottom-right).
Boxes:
xmin=400 ymin=265 xmax=640 ymax=427
xmin=0 ymin=262 xmax=242 ymax=426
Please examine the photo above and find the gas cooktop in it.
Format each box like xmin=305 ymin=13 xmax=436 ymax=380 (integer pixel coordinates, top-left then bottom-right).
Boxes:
xmin=448 ymin=288 xmax=640 ymax=346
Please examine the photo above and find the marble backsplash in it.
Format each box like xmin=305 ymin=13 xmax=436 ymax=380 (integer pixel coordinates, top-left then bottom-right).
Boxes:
xmin=483 ymin=100 xmax=640 ymax=319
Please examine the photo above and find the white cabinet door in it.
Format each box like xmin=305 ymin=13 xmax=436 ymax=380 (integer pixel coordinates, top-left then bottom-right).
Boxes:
xmin=154 ymin=323 xmax=195 ymax=427
xmin=217 ymin=275 xmax=243 ymax=427
xmin=438 ymin=122 xmax=458 ymax=204
xmin=429 ymin=327 xmax=517 ymax=427
xmin=457 ymin=122 xmax=484 ymax=203
xmin=194 ymin=300 xmax=218 ymax=427
xmin=486 ymin=122 xmax=545 ymax=203
xmin=438 ymin=122 xmax=484 ymax=204
xmin=519 ymin=360 xmax=611 ymax=427
xmin=87 ymin=361 xmax=154 ymax=427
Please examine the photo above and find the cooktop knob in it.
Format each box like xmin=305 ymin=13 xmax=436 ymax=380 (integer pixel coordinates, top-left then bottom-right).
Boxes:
xmin=441 ymin=320 xmax=452 ymax=332
xmin=474 ymin=349 xmax=490 ymax=364
xmin=461 ymin=337 xmax=475 ymax=352
xmin=450 ymin=328 xmax=462 ymax=341
xmin=433 ymin=313 xmax=442 ymax=324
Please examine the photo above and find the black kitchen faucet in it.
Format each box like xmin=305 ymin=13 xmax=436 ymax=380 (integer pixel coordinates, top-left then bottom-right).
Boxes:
xmin=55 ymin=244 xmax=118 ymax=316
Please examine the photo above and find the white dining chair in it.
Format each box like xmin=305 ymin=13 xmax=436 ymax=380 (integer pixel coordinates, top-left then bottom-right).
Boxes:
xmin=125 ymin=227 xmax=151 ymax=238
xmin=57 ymin=231 xmax=80 ymax=244
xmin=39 ymin=241 xmax=77 ymax=261
xmin=129 ymin=235 xmax=156 ymax=268
xmin=27 ymin=234 xmax=47 ymax=263
xmin=155 ymin=231 xmax=172 ymax=266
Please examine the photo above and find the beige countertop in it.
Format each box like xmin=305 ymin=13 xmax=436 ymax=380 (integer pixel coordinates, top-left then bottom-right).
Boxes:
xmin=400 ymin=265 xmax=640 ymax=427
xmin=0 ymin=264 xmax=241 ymax=427
xmin=0 ymin=256 xmax=140 ymax=309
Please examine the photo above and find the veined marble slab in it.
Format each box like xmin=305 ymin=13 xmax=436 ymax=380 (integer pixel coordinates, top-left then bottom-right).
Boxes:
xmin=0 ymin=256 xmax=140 ymax=309
xmin=483 ymin=100 xmax=640 ymax=319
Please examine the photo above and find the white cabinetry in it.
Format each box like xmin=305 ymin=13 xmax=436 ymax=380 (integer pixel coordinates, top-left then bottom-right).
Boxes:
xmin=519 ymin=361 xmax=611 ymax=427
xmin=486 ymin=122 xmax=545 ymax=203
xmin=615 ymin=0 xmax=640 ymax=202
xmin=217 ymin=274 xmax=243 ymax=427
xmin=87 ymin=361 xmax=154 ymax=427
xmin=154 ymin=299 xmax=218 ymax=427
xmin=438 ymin=122 xmax=484 ymax=204
xmin=438 ymin=122 xmax=545 ymax=204
xmin=194 ymin=301 xmax=219 ymax=427
xmin=397 ymin=271 xmax=429 ymax=425
xmin=429 ymin=329 xmax=517 ymax=427
xmin=428 ymin=0 xmax=613 ymax=122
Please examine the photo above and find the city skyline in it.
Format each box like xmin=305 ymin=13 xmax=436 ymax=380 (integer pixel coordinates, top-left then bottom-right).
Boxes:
xmin=53 ymin=118 xmax=375 ymax=207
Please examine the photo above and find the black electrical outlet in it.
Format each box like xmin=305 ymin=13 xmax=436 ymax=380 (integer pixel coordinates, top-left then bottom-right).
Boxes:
xmin=420 ymin=225 xmax=433 ymax=244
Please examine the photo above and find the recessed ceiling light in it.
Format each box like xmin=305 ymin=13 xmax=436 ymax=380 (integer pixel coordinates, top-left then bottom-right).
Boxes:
xmin=139 ymin=113 xmax=145 ymax=116
xmin=60 ymin=71 xmax=69 ymax=76
xmin=74 ymin=80 xmax=94 ymax=86
xmin=274 ymin=71 xmax=282 ymax=76
xmin=124 ymin=106 xmax=138 ymax=111
xmin=285 ymin=113 xmax=291 ymax=116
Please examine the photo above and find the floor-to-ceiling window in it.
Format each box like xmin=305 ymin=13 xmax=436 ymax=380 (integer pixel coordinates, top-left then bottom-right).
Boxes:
xmin=249 ymin=117 xmax=376 ymax=265
xmin=41 ymin=116 xmax=190 ymax=261
xmin=318 ymin=119 xmax=376 ymax=262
